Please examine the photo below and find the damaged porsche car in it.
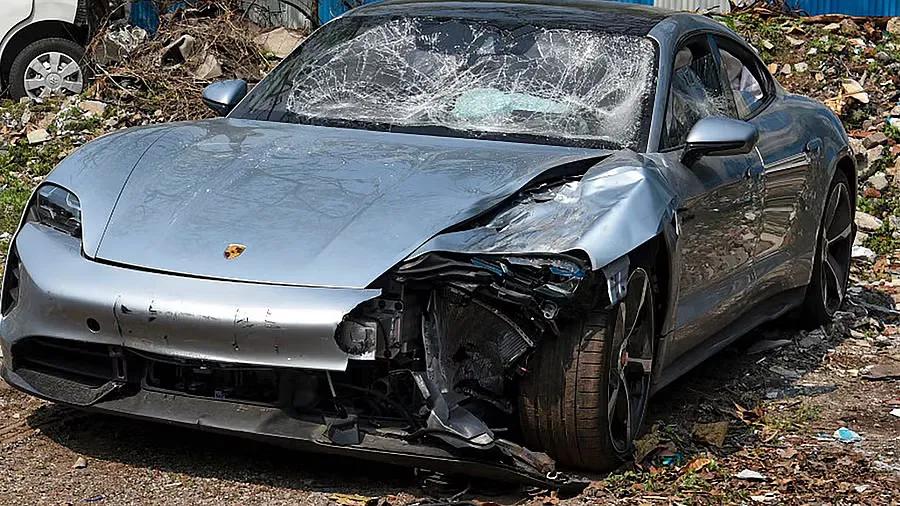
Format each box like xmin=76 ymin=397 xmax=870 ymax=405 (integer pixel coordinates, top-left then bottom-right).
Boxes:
xmin=1 ymin=0 xmax=857 ymax=486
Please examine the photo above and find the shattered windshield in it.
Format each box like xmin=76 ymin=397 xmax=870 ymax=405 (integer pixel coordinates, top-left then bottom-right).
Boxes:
xmin=232 ymin=15 xmax=657 ymax=149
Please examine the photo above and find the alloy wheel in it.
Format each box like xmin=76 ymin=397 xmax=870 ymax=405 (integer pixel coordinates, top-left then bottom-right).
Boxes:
xmin=820 ymin=182 xmax=853 ymax=315
xmin=23 ymin=52 xmax=84 ymax=101
xmin=607 ymin=267 xmax=654 ymax=454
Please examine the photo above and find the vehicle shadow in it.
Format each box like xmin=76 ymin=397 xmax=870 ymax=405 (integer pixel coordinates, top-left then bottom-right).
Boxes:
xmin=27 ymin=284 xmax=886 ymax=501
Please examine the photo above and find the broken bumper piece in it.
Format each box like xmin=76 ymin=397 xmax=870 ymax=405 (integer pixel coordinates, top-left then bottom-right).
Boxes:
xmin=0 ymin=362 xmax=581 ymax=488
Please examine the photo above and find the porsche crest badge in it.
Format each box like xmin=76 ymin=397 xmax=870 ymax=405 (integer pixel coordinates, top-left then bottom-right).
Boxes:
xmin=224 ymin=243 xmax=246 ymax=260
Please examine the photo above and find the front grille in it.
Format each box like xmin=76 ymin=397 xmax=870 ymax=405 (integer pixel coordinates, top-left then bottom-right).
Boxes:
xmin=1 ymin=248 xmax=20 ymax=316
xmin=13 ymin=337 xmax=123 ymax=387
xmin=143 ymin=356 xmax=280 ymax=405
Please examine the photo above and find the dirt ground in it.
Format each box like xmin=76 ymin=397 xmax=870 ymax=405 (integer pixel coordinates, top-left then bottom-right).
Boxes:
xmin=2 ymin=270 xmax=899 ymax=505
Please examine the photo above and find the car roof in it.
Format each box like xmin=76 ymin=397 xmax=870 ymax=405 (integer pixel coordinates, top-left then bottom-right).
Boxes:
xmin=348 ymin=0 xmax=676 ymax=36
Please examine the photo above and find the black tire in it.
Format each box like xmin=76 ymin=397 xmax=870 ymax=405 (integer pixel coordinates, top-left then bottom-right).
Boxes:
xmin=801 ymin=170 xmax=854 ymax=326
xmin=8 ymin=38 xmax=87 ymax=100
xmin=519 ymin=267 xmax=655 ymax=471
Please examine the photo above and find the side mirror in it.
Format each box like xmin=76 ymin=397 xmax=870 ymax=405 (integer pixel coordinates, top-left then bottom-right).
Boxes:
xmin=682 ymin=117 xmax=759 ymax=166
xmin=202 ymin=80 xmax=248 ymax=116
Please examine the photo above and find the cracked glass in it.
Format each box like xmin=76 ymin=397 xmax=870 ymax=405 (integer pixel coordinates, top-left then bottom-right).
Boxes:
xmin=233 ymin=15 xmax=657 ymax=149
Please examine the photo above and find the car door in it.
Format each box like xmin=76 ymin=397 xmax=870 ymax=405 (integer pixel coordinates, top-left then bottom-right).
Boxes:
xmin=0 ymin=1 xmax=33 ymax=48
xmin=657 ymin=34 xmax=764 ymax=366
xmin=713 ymin=36 xmax=815 ymax=295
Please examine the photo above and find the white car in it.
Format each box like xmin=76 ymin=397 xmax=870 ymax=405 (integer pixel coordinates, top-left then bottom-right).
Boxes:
xmin=1 ymin=0 xmax=91 ymax=100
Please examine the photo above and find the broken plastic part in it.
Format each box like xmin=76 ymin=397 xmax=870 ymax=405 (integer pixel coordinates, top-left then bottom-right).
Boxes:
xmin=285 ymin=17 xmax=656 ymax=148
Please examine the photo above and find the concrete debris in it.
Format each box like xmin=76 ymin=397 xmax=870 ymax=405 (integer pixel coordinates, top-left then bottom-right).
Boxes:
xmin=735 ymin=469 xmax=767 ymax=481
xmin=851 ymin=246 xmax=876 ymax=262
xmin=855 ymin=211 xmax=884 ymax=232
xmin=194 ymin=53 xmax=223 ymax=80
xmin=254 ymin=27 xmax=304 ymax=59
xmin=862 ymin=132 xmax=888 ymax=149
xmin=867 ymin=172 xmax=888 ymax=191
xmin=26 ymin=129 xmax=50 ymax=144
xmin=162 ymin=34 xmax=198 ymax=64
xmin=78 ymin=101 xmax=108 ymax=116
xmin=72 ymin=456 xmax=87 ymax=469
xmin=842 ymin=79 xmax=869 ymax=104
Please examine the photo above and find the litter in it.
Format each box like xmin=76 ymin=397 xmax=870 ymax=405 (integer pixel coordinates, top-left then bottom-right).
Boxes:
xmin=735 ymin=469 xmax=767 ymax=481
xmin=833 ymin=427 xmax=862 ymax=443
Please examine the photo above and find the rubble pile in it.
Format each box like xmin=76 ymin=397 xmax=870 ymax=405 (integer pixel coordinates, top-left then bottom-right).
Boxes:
xmin=87 ymin=0 xmax=282 ymax=122
xmin=723 ymin=10 xmax=900 ymax=264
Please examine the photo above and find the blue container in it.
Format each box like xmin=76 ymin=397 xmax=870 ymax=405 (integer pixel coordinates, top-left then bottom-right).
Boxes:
xmin=130 ymin=0 xmax=160 ymax=35
xmin=319 ymin=0 xmax=383 ymax=25
xmin=787 ymin=0 xmax=900 ymax=16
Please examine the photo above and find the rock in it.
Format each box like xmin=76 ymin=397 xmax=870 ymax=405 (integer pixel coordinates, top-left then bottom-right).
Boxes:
xmin=26 ymin=129 xmax=49 ymax=144
xmin=862 ymin=361 xmax=900 ymax=380
xmin=786 ymin=36 xmax=804 ymax=47
xmin=863 ymin=132 xmax=889 ymax=149
xmin=862 ymin=146 xmax=885 ymax=178
xmin=735 ymin=469 xmax=767 ymax=481
xmin=254 ymin=27 xmax=304 ymax=59
xmin=891 ymin=157 xmax=900 ymax=180
xmin=692 ymin=421 xmax=729 ymax=448
xmin=889 ymin=215 xmax=900 ymax=231
xmin=887 ymin=17 xmax=900 ymax=35
xmin=781 ymin=64 xmax=792 ymax=75
xmin=840 ymin=18 xmax=860 ymax=36
xmin=854 ymin=231 xmax=869 ymax=246
xmin=867 ymin=171 xmax=888 ymax=191
xmin=842 ymin=79 xmax=869 ymax=104
xmin=815 ymin=72 xmax=825 ymax=82
xmin=747 ymin=339 xmax=792 ymax=355
xmin=769 ymin=365 xmax=801 ymax=379
xmin=794 ymin=62 xmax=809 ymax=73
xmin=852 ymin=246 xmax=876 ymax=262
xmin=194 ymin=53 xmax=223 ymax=80
xmin=72 ymin=456 xmax=87 ymax=469
xmin=762 ymin=39 xmax=775 ymax=50
xmin=855 ymin=211 xmax=884 ymax=232
xmin=799 ymin=328 xmax=826 ymax=348
xmin=767 ymin=63 xmax=779 ymax=74
xmin=823 ymin=22 xmax=841 ymax=32
xmin=78 ymin=100 xmax=107 ymax=116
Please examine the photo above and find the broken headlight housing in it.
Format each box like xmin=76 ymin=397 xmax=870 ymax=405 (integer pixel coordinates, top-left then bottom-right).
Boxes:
xmin=28 ymin=185 xmax=82 ymax=238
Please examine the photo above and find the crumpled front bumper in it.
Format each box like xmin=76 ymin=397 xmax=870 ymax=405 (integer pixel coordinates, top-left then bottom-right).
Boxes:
xmin=0 ymin=365 xmax=570 ymax=486
xmin=0 ymin=224 xmax=580 ymax=487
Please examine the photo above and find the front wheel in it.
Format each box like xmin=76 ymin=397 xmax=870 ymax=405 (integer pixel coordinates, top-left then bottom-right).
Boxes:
xmin=518 ymin=267 xmax=656 ymax=471
xmin=8 ymin=38 xmax=87 ymax=101
xmin=801 ymin=170 xmax=854 ymax=326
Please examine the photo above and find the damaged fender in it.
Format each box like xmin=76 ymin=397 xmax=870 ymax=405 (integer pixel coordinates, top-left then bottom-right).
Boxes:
xmin=410 ymin=150 xmax=678 ymax=274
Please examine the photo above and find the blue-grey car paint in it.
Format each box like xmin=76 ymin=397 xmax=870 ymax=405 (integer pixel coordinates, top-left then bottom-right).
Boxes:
xmin=0 ymin=0 xmax=856 ymax=479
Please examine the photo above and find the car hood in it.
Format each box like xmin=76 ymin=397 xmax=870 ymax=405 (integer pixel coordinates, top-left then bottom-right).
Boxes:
xmin=93 ymin=119 xmax=605 ymax=288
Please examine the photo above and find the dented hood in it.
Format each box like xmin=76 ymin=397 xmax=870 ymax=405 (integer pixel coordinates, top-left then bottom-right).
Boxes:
xmin=93 ymin=119 xmax=604 ymax=288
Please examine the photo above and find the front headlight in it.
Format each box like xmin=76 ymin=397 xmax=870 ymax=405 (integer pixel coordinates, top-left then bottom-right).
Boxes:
xmin=28 ymin=185 xmax=82 ymax=237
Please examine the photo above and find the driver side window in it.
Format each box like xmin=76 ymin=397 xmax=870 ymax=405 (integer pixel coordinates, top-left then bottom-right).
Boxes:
xmin=663 ymin=36 xmax=736 ymax=150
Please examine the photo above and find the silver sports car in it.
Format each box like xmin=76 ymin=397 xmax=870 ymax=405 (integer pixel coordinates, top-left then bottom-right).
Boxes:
xmin=1 ymin=0 xmax=856 ymax=486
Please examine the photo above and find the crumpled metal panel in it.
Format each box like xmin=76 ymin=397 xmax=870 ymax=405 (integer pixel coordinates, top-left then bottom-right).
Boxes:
xmin=411 ymin=151 xmax=678 ymax=271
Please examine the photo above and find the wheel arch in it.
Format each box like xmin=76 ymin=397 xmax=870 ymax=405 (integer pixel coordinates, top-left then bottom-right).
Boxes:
xmin=1 ymin=20 xmax=88 ymax=86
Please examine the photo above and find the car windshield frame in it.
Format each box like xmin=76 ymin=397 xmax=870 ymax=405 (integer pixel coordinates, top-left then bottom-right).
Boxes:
xmin=230 ymin=12 xmax=660 ymax=151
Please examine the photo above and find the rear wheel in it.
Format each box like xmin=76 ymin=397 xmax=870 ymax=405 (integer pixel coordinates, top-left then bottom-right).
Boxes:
xmin=519 ymin=267 xmax=655 ymax=471
xmin=801 ymin=170 xmax=853 ymax=326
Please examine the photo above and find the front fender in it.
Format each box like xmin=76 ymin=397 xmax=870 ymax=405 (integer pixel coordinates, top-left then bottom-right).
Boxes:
xmin=409 ymin=151 xmax=678 ymax=272
xmin=43 ymin=124 xmax=173 ymax=256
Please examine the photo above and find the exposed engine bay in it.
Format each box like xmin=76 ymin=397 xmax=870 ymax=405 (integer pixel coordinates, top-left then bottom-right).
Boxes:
xmin=318 ymin=249 xmax=596 ymax=480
